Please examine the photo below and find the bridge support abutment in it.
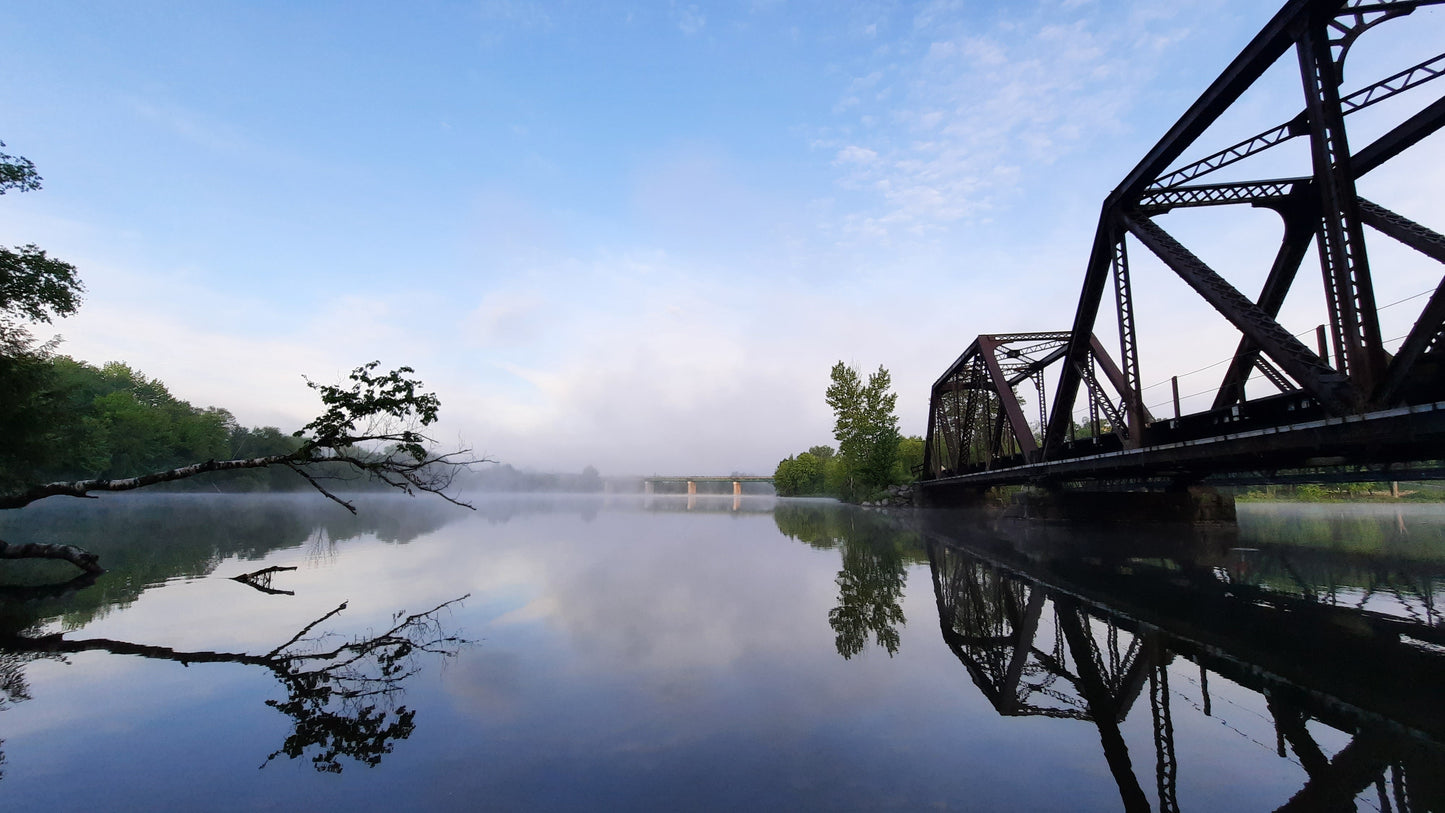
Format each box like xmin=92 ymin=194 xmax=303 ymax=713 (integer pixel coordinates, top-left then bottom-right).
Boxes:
xmin=1006 ymin=486 xmax=1235 ymax=524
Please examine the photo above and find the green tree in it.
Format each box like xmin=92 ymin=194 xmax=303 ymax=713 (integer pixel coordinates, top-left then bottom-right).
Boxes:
xmin=892 ymin=435 xmax=925 ymax=483
xmin=0 ymin=143 xmax=480 ymax=574
xmin=0 ymin=142 xmax=83 ymax=493
xmin=825 ymin=362 xmax=901 ymax=502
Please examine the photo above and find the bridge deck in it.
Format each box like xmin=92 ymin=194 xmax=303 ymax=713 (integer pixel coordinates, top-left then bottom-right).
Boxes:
xmin=922 ymin=399 xmax=1445 ymax=492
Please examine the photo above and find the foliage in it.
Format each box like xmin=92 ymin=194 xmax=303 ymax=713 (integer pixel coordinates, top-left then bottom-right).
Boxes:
xmin=774 ymin=452 xmax=825 ymax=497
xmin=0 ymin=141 xmax=479 ymax=574
xmin=772 ymin=502 xmax=923 ymax=659
xmin=772 ymin=364 xmax=906 ymax=501
xmin=826 ymin=362 xmax=901 ymax=502
xmin=0 ymin=142 xmax=41 ymax=195
xmin=891 ymin=435 xmax=925 ymax=484
xmin=0 ymin=245 xmax=83 ymax=327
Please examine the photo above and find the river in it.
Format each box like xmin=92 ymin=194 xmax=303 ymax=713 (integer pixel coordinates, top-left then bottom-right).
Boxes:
xmin=0 ymin=493 xmax=1441 ymax=811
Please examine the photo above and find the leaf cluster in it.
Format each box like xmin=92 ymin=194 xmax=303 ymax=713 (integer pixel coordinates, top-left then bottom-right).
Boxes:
xmin=0 ymin=142 xmax=40 ymax=196
xmin=824 ymin=362 xmax=901 ymax=501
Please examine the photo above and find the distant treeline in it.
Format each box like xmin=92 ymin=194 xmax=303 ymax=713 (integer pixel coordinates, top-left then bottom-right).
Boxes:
xmin=463 ymin=463 xmax=606 ymax=493
xmin=1236 ymin=481 xmax=1445 ymax=502
xmin=0 ymin=355 xmax=371 ymax=494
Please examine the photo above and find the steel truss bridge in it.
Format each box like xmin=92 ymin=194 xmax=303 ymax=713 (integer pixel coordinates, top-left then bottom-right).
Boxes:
xmin=920 ymin=0 xmax=1445 ymax=496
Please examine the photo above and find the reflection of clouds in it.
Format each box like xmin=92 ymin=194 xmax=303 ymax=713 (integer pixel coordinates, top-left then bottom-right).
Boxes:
xmin=444 ymin=650 xmax=527 ymax=718
xmin=521 ymin=514 xmax=839 ymax=674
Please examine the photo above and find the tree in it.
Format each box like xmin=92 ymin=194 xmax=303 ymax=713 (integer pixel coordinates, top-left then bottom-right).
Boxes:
xmin=0 ymin=142 xmax=481 ymax=573
xmin=0 ymin=142 xmax=85 ymax=494
xmin=892 ymin=435 xmax=925 ymax=483
xmin=0 ymin=361 xmax=482 ymax=573
xmin=825 ymin=362 xmax=901 ymax=502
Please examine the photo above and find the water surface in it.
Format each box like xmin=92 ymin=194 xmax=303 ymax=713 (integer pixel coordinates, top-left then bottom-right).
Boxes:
xmin=0 ymin=494 xmax=1441 ymax=811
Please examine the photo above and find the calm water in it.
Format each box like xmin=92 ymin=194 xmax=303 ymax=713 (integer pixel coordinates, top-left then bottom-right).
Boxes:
xmin=0 ymin=494 xmax=1442 ymax=811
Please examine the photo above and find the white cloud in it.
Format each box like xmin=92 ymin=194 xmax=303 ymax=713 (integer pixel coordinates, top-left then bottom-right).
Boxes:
xmin=817 ymin=1 xmax=1211 ymax=240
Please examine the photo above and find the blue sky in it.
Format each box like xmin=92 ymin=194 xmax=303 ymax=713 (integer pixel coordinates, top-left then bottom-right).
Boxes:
xmin=4 ymin=1 xmax=1443 ymax=475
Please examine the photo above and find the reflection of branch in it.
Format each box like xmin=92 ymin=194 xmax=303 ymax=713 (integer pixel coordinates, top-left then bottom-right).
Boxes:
xmin=0 ymin=572 xmax=99 ymax=603
xmin=0 ymin=594 xmax=471 ymax=773
xmin=230 ymin=565 xmax=298 ymax=596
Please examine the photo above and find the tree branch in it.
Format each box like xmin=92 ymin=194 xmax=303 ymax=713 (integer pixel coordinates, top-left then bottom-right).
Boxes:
xmin=0 ymin=363 xmax=488 ymax=574
xmin=0 ymin=453 xmax=298 ymax=510
xmin=0 ymin=536 xmax=103 ymax=574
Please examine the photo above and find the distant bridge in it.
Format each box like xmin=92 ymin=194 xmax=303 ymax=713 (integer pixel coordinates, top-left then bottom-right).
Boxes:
xmin=642 ymin=475 xmax=774 ymax=496
xmin=920 ymin=0 xmax=1445 ymax=505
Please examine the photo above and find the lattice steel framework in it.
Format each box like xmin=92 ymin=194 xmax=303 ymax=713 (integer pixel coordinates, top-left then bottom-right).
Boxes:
xmin=925 ymin=0 xmax=1445 ymax=481
xmin=922 ymin=333 xmax=1154 ymax=478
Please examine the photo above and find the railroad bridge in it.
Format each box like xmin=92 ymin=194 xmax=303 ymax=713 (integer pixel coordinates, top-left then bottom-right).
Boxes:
xmin=919 ymin=0 xmax=1445 ymax=513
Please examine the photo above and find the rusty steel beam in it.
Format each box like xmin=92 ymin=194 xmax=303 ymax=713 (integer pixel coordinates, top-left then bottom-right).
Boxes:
xmin=1138 ymin=180 xmax=1300 ymax=214
xmin=1298 ymin=14 xmax=1387 ymax=394
xmin=1214 ymin=204 xmax=1319 ymax=409
xmin=978 ymin=336 xmax=1041 ymax=459
xmin=1122 ymin=212 xmax=1356 ymax=413
xmin=1353 ymin=93 xmax=1445 ymax=175
xmin=1148 ymin=51 xmax=1445 ymax=190
xmin=1358 ymin=199 xmax=1445 ymax=404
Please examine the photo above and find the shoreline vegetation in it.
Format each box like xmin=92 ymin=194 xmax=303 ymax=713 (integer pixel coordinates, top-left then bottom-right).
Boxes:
xmin=1234 ymin=482 xmax=1445 ymax=503
xmin=773 ymin=362 xmax=921 ymax=504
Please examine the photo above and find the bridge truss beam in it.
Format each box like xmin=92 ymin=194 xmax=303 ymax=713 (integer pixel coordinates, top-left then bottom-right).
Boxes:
xmin=922 ymin=0 xmax=1445 ymax=488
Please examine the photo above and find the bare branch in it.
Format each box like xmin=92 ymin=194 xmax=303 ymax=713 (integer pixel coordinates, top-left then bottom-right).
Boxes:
xmin=266 ymin=602 xmax=350 ymax=659
xmin=286 ymin=464 xmax=358 ymax=514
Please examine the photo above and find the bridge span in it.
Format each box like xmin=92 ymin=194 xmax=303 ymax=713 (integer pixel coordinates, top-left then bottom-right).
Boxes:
xmin=920 ymin=0 xmax=1445 ymax=511
xmin=642 ymin=475 xmax=774 ymax=496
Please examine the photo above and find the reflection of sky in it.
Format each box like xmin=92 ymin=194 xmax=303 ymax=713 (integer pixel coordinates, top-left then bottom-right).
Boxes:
xmin=0 ymin=498 xmax=1392 ymax=810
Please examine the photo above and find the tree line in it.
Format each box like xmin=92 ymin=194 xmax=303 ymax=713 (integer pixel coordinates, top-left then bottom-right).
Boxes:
xmin=1 ymin=355 xmax=317 ymax=495
xmin=773 ymin=362 xmax=924 ymax=502
xmin=1 ymin=139 xmax=476 ymax=574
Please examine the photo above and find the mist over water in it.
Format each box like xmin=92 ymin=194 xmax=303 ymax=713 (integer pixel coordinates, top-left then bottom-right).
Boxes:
xmin=0 ymin=494 xmax=1441 ymax=810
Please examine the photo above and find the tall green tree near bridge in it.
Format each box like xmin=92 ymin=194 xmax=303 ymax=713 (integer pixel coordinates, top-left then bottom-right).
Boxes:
xmin=826 ymin=362 xmax=901 ymax=502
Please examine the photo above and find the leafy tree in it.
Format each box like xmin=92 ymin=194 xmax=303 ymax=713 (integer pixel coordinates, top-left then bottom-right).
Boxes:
xmin=807 ymin=445 xmax=835 ymax=462
xmin=825 ymin=362 xmax=901 ymax=502
xmin=0 ymin=142 xmax=83 ymax=494
xmin=892 ymin=435 xmax=925 ymax=483
xmin=774 ymin=452 xmax=828 ymax=497
xmin=0 ymin=142 xmax=481 ymax=574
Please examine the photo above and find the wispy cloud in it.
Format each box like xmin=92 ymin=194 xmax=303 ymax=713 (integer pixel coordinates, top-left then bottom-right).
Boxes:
xmin=818 ymin=1 xmax=1202 ymax=240
xmin=671 ymin=2 xmax=706 ymax=35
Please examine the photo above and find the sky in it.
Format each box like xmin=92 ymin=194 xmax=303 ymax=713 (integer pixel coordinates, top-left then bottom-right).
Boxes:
xmin=2 ymin=0 xmax=1442 ymax=476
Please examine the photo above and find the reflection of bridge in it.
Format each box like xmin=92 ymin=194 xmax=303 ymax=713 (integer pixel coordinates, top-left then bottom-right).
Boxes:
xmin=920 ymin=0 xmax=1445 ymax=507
xmin=642 ymin=475 xmax=774 ymax=496
xmin=922 ymin=514 xmax=1445 ymax=811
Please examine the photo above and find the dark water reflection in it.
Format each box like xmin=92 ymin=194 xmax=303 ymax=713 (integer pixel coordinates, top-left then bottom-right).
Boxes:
xmin=910 ymin=507 xmax=1445 ymax=812
xmin=0 ymin=494 xmax=1442 ymax=810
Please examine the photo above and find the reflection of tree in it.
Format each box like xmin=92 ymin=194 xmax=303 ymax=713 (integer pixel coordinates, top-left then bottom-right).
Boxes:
xmin=772 ymin=502 xmax=843 ymax=550
xmin=774 ymin=503 xmax=924 ymax=659
xmin=0 ymin=496 xmax=460 ymax=627
xmin=0 ymin=595 xmax=469 ymax=774
xmin=830 ymin=534 xmax=908 ymax=658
